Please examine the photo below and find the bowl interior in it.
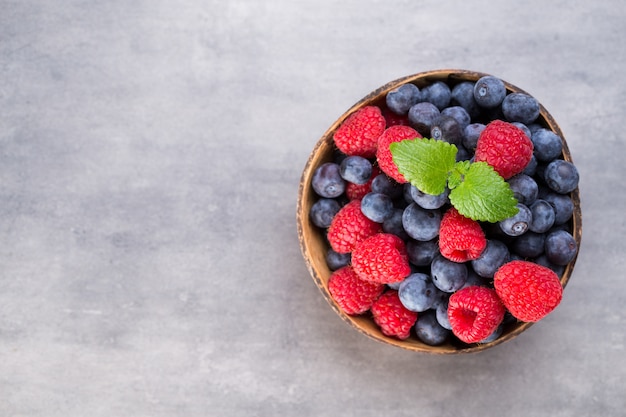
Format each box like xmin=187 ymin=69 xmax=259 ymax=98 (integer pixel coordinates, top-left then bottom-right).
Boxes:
xmin=297 ymin=69 xmax=582 ymax=354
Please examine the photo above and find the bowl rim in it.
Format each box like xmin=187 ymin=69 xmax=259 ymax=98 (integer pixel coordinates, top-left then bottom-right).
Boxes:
xmin=297 ymin=68 xmax=582 ymax=354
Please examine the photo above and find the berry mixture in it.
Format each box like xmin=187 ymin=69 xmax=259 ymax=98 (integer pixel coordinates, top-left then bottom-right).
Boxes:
xmin=307 ymin=74 xmax=579 ymax=347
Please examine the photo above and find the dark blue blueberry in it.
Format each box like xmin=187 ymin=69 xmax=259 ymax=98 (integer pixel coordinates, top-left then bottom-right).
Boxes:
xmin=371 ymin=174 xmax=403 ymax=199
xmin=431 ymin=254 xmax=468 ymax=293
xmin=451 ymin=81 xmax=481 ymax=118
xmin=479 ymin=324 xmax=504 ymax=344
xmin=534 ymin=254 xmax=565 ymax=277
xmin=398 ymin=273 xmax=439 ymax=312
xmin=542 ymin=192 xmax=574 ymax=225
xmin=511 ymin=122 xmax=532 ymax=139
xmin=408 ymin=102 xmax=441 ymax=135
xmin=430 ymin=115 xmax=463 ymax=145
xmin=311 ymin=162 xmax=345 ymax=198
xmin=408 ymin=184 xmax=449 ymax=209
xmin=522 ymin=154 xmax=538 ymax=176
xmin=462 ymin=123 xmax=486 ymax=151
xmin=545 ymin=229 xmax=578 ymax=266
xmin=441 ymin=106 xmax=471 ymax=131
xmin=435 ymin=298 xmax=452 ymax=330
xmin=382 ymin=208 xmax=410 ymax=241
xmin=511 ymin=231 xmax=546 ymax=258
xmin=402 ymin=203 xmax=442 ymax=241
xmin=415 ymin=310 xmax=451 ymax=346
xmin=406 ymin=239 xmax=439 ymax=266
xmin=471 ymin=239 xmax=510 ymax=278
xmin=386 ymin=83 xmax=422 ymax=115
xmin=339 ymin=155 xmax=372 ymax=185
xmin=361 ymin=192 xmax=394 ymax=223
xmin=473 ymin=76 xmax=506 ymax=108
xmin=502 ymin=92 xmax=540 ymax=124
xmin=529 ymin=199 xmax=556 ymax=233
xmin=507 ymin=174 xmax=538 ymax=206
xmin=527 ymin=123 xmax=544 ymax=135
xmin=325 ymin=248 xmax=351 ymax=270
xmin=499 ymin=203 xmax=532 ymax=236
xmin=531 ymin=128 xmax=563 ymax=162
xmin=309 ymin=198 xmax=341 ymax=228
xmin=456 ymin=144 xmax=472 ymax=162
xmin=461 ymin=269 xmax=487 ymax=289
xmin=422 ymin=81 xmax=451 ymax=110
xmin=544 ymin=159 xmax=579 ymax=194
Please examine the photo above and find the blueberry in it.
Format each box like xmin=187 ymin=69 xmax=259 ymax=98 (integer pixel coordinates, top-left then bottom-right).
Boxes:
xmin=479 ymin=324 xmax=504 ymax=344
xmin=402 ymin=203 xmax=442 ymax=241
xmin=326 ymin=248 xmax=351 ymax=270
xmin=473 ymin=76 xmax=506 ymax=108
xmin=522 ymin=154 xmax=538 ymax=176
xmin=422 ymin=81 xmax=452 ymax=110
xmin=371 ymin=174 xmax=404 ymax=198
xmin=431 ymin=254 xmax=468 ymax=293
xmin=311 ymin=162 xmax=345 ymax=198
xmin=382 ymin=208 xmax=410 ymax=241
xmin=545 ymin=229 xmax=578 ymax=265
xmin=511 ymin=231 xmax=546 ymax=258
xmin=502 ymin=92 xmax=540 ymax=124
xmin=511 ymin=122 xmax=532 ymax=139
xmin=386 ymin=83 xmax=422 ymax=115
xmin=435 ymin=298 xmax=452 ymax=330
xmin=309 ymin=198 xmax=341 ymax=228
xmin=430 ymin=115 xmax=463 ymax=145
xmin=462 ymin=269 xmax=487 ymax=288
xmin=339 ymin=156 xmax=372 ymax=185
xmin=455 ymin=144 xmax=472 ymax=162
xmin=398 ymin=273 xmax=439 ymax=312
xmin=441 ymin=106 xmax=471 ymax=131
xmin=507 ymin=174 xmax=538 ymax=206
xmin=534 ymin=254 xmax=565 ymax=277
xmin=529 ymin=199 xmax=556 ymax=233
xmin=544 ymin=159 xmax=579 ymax=194
xmin=415 ymin=310 xmax=451 ymax=346
xmin=408 ymin=102 xmax=441 ymax=135
xmin=499 ymin=203 xmax=532 ymax=236
xmin=361 ymin=192 xmax=394 ymax=223
xmin=531 ymin=128 xmax=563 ymax=162
xmin=408 ymin=184 xmax=449 ymax=209
xmin=451 ymin=81 xmax=481 ymax=118
xmin=406 ymin=239 xmax=439 ymax=266
xmin=471 ymin=239 xmax=510 ymax=278
xmin=542 ymin=192 xmax=574 ymax=225
xmin=463 ymin=123 xmax=486 ymax=151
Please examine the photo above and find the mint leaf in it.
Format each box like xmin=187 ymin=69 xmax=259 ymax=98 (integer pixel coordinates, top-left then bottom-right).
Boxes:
xmin=390 ymin=138 xmax=457 ymax=195
xmin=449 ymin=162 xmax=519 ymax=222
xmin=448 ymin=160 xmax=471 ymax=190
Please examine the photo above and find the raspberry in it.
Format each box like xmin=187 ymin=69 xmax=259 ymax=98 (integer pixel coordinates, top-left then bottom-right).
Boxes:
xmin=474 ymin=120 xmax=534 ymax=179
xmin=327 ymin=200 xmax=382 ymax=254
xmin=376 ymin=125 xmax=421 ymax=183
xmin=333 ymin=106 xmax=386 ymax=158
xmin=352 ymin=233 xmax=411 ymax=284
xmin=345 ymin=166 xmax=381 ymax=200
xmin=438 ymin=207 xmax=487 ymax=263
xmin=447 ymin=286 xmax=505 ymax=344
xmin=371 ymin=290 xmax=418 ymax=340
xmin=328 ymin=266 xmax=385 ymax=315
xmin=494 ymin=260 xmax=563 ymax=322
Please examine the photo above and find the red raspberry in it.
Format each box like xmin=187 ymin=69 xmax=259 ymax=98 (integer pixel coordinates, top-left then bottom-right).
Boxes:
xmin=448 ymin=286 xmax=506 ymax=344
xmin=439 ymin=207 xmax=487 ymax=263
xmin=494 ymin=260 xmax=563 ymax=322
xmin=333 ymin=106 xmax=386 ymax=158
xmin=474 ymin=120 xmax=534 ymax=179
xmin=328 ymin=265 xmax=385 ymax=315
xmin=371 ymin=290 xmax=418 ymax=340
xmin=376 ymin=125 xmax=421 ymax=184
xmin=352 ymin=233 xmax=411 ymax=284
xmin=381 ymin=107 xmax=411 ymax=127
xmin=327 ymin=200 xmax=382 ymax=254
xmin=345 ymin=166 xmax=381 ymax=200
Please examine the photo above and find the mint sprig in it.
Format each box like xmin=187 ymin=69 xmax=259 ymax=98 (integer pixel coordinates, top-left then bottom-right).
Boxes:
xmin=390 ymin=138 xmax=518 ymax=222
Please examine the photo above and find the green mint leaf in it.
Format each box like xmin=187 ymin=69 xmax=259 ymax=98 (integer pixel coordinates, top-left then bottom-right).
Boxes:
xmin=448 ymin=160 xmax=471 ymax=190
xmin=449 ymin=161 xmax=519 ymax=222
xmin=390 ymin=138 xmax=457 ymax=195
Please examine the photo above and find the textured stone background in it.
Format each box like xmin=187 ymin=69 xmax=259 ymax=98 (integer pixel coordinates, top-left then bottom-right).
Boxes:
xmin=1 ymin=1 xmax=624 ymax=416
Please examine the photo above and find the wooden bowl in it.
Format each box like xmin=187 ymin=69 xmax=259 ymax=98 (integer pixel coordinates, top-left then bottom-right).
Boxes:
xmin=296 ymin=69 xmax=582 ymax=354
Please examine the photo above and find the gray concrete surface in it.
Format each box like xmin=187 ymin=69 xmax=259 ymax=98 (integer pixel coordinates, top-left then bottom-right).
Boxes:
xmin=1 ymin=1 xmax=624 ymax=416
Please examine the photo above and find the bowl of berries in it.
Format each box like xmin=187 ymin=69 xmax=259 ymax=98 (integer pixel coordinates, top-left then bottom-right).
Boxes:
xmin=297 ymin=69 xmax=581 ymax=353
